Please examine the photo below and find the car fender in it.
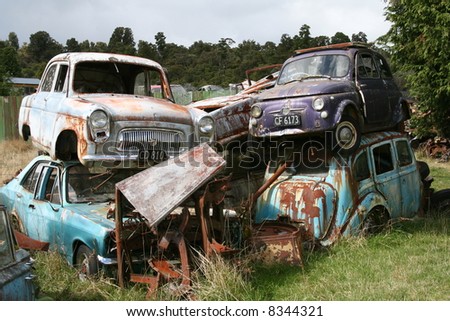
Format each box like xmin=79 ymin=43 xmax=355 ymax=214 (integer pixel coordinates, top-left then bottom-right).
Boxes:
xmin=342 ymin=191 xmax=390 ymax=237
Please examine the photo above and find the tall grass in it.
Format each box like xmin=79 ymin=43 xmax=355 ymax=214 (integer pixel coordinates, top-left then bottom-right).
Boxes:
xmin=0 ymin=139 xmax=37 ymax=185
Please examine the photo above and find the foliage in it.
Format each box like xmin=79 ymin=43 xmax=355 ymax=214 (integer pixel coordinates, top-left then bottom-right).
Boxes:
xmin=385 ymin=0 xmax=450 ymax=138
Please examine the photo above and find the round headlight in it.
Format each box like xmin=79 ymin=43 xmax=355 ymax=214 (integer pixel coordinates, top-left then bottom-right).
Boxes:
xmin=313 ymin=98 xmax=325 ymax=111
xmin=198 ymin=116 xmax=214 ymax=134
xmin=250 ymin=104 xmax=262 ymax=118
xmin=90 ymin=110 xmax=108 ymax=128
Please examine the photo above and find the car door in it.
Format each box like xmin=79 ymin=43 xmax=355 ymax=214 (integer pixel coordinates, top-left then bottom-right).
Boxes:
xmin=13 ymin=162 xmax=62 ymax=248
xmin=29 ymin=63 xmax=58 ymax=147
xmin=394 ymin=138 xmax=422 ymax=217
xmin=356 ymin=51 xmax=391 ymax=123
xmin=370 ymin=141 xmax=402 ymax=216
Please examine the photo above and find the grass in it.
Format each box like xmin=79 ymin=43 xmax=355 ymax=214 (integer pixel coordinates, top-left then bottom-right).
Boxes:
xmin=0 ymin=139 xmax=449 ymax=300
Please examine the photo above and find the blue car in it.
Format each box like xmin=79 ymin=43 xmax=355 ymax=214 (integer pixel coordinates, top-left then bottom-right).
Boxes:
xmin=254 ymin=132 xmax=423 ymax=246
xmin=0 ymin=156 xmax=138 ymax=276
xmin=0 ymin=205 xmax=35 ymax=300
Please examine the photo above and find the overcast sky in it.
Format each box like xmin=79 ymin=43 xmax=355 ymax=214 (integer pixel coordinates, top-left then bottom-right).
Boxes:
xmin=1 ymin=0 xmax=391 ymax=47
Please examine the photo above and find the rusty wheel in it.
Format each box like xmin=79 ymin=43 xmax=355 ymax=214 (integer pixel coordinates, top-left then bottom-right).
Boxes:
xmin=361 ymin=207 xmax=389 ymax=236
xmin=75 ymin=245 xmax=99 ymax=279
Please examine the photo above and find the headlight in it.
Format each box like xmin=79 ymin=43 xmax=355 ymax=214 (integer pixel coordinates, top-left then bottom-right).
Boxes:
xmin=313 ymin=98 xmax=325 ymax=111
xmin=90 ymin=110 xmax=108 ymax=128
xmin=198 ymin=116 xmax=214 ymax=134
xmin=250 ymin=104 xmax=262 ymax=118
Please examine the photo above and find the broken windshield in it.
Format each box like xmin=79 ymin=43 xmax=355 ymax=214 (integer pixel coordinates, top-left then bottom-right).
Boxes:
xmin=278 ymin=54 xmax=350 ymax=85
xmin=66 ymin=165 xmax=139 ymax=203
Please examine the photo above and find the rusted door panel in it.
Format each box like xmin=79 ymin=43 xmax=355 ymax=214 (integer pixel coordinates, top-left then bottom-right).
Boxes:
xmin=115 ymin=143 xmax=226 ymax=227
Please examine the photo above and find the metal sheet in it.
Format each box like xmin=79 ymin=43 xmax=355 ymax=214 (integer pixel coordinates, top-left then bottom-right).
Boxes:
xmin=116 ymin=143 xmax=226 ymax=227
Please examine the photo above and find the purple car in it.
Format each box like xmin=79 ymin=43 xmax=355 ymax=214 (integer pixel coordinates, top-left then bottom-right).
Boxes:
xmin=249 ymin=42 xmax=410 ymax=153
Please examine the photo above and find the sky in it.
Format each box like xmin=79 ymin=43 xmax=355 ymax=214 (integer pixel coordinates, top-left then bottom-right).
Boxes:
xmin=1 ymin=0 xmax=392 ymax=47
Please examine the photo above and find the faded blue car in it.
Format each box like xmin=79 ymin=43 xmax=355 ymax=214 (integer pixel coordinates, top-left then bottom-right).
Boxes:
xmin=249 ymin=43 xmax=410 ymax=154
xmin=254 ymin=132 xmax=423 ymax=246
xmin=0 ymin=205 xmax=35 ymax=300
xmin=0 ymin=156 xmax=138 ymax=275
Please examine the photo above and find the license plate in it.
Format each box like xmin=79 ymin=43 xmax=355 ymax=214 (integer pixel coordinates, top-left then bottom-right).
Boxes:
xmin=139 ymin=150 xmax=167 ymax=161
xmin=274 ymin=114 xmax=301 ymax=127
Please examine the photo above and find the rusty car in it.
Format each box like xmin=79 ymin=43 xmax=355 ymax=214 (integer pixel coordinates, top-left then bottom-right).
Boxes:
xmin=18 ymin=52 xmax=214 ymax=168
xmin=0 ymin=155 xmax=139 ymax=276
xmin=249 ymin=43 xmax=411 ymax=154
xmin=254 ymin=132 xmax=429 ymax=246
xmin=0 ymin=205 xmax=36 ymax=300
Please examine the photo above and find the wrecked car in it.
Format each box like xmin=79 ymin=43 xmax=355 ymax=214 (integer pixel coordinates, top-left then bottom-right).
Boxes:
xmin=0 ymin=205 xmax=35 ymax=300
xmin=254 ymin=132 xmax=425 ymax=246
xmin=249 ymin=42 xmax=410 ymax=154
xmin=0 ymin=155 xmax=136 ymax=276
xmin=18 ymin=52 xmax=214 ymax=168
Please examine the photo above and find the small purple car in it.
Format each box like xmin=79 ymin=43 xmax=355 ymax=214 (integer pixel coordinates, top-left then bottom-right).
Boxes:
xmin=249 ymin=42 xmax=410 ymax=153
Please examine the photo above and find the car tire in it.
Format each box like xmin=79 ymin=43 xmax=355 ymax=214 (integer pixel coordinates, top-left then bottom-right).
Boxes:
xmin=360 ymin=207 xmax=389 ymax=236
xmin=75 ymin=245 xmax=99 ymax=278
xmin=334 ymin=115 xmax=361 ymax=155
xmin=430 ymin=189 xmax=450 ymax=217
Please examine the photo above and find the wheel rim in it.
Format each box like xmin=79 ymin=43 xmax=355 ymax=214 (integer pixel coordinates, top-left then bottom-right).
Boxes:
xmin=336 ymin=121 xmax=358 ymax=150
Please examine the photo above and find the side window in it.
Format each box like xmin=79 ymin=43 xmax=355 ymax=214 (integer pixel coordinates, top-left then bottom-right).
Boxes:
xmin=0 ymin=208 xmax=15 ymax=267
xmin=353 ymin=151 xmax=371 ymax=182
xmin=22 ymin=163 xmax=46 ymax=194
xmin=357 ymin=53 xmax=380 ymax=79
xmin=372 ymin=143 xmax=394 ymax=175
xmin=41 ymin=64 xmax=57 ymax=92
xmin=375 ymin=55 xmax=393 ymax=79
xmin=43 ymin=167 xmax=61 ymax=204
xmin=396 ymin=140 xmax=413 ymax=167
xmin=54 ymin=64 xmax=69 ymax=92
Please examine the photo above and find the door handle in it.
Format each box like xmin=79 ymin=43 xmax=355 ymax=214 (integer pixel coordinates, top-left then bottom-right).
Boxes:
xmin=16 ymin=192 xmax=22 ymax=198
xmin=28 ymin=204 xmax=35 ymax=209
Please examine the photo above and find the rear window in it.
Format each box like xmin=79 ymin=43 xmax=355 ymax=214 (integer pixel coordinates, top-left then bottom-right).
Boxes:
xmin=373 ymin=143 xmax=394 ymax=175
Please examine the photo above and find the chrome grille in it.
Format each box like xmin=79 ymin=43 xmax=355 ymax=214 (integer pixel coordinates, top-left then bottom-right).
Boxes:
xmin=117 ymin=129 xmax=185 ymax=151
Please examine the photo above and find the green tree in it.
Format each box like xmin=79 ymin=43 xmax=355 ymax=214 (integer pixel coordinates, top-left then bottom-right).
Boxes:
xmin=330 ymin=32 xmax=351 ymax=44
xmin=8 ymin=32 xmax=19 ymax=50
xmin=27 ymin=31 xmax=63 ymax=63
xmin=351 ymin=32 xmax=368 ymax=43
xmin=65 ymin=38 xmax=81 ymax=52
xmin=385 ymin=0 xmax=450 ymax=137
xmin=108 ymin=27 xmax=136 ymax=55
xmin=155 ymin=32 xmax=167 ymax=61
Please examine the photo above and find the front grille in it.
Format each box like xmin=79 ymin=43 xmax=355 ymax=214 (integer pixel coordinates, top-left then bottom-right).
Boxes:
xmin=117 ymin=129 xmax=185 ymax=152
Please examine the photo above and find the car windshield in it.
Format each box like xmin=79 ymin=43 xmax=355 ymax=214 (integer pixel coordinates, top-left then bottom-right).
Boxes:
xmin=73 ymin=61 xmax=164 ymax=96
xmin=278 ymin=54 xmax=350 ymax=85
xmin=66 ymin=165 xmax=139 ymax=203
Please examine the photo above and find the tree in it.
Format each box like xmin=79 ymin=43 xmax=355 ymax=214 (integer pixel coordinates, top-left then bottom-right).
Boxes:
xmin=330 ymin=32 xmax=351 ymax=44
xmin=294 ymin=24 xmax=312 ymax=49
xmin=155 ymin=32 xmax=167 ymax=60
xmin=65 ymin=38 xmax=81 ymax=52
xmin=27 ymin=31 xmax=63 ymax=63
xmin=108 ymin=27 xmax=136 ymax=55
xmin=8 ymin=32 xmax=19 ymax=50
xmin=385 ymin=0 xmax=450 ymax=138
xmin=351 ymin=32 xmax=368 ymax=43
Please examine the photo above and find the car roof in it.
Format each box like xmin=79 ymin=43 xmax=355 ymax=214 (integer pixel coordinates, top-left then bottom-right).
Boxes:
xmin=358 ymin=131 xmax=408 ymax=150
xmin=48 ymin=52 xmax=163 ymax=69
xmin=293 ymin=42 xmax=370 ymax=56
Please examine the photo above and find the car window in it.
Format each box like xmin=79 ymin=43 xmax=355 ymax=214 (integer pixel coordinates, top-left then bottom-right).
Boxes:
xmin=42 ymin=166 xmax=61 ymax=204
xmin=54 ymin=64 xmax=69 ymax=92
xmin=396 ymin=140 xmax=413 ymax=167
xmin=357 ymin=53 xmax=380 ymax=79
xmin=22 ymin=163 xmax=46 ymax=194
xmin=278 ymin=54 xmax=350 ymax=84
xmin=0 ymin=208 xmax=14 ymax=267
xmin=353 ymin=151 xmax=370 ymax=182
xmin=40 ymin=64 xmax=57 ymax=92
xmin=372 ymin=143 xmax=394 ymax=175
xmin=375 ymin=55 xmax=393 ymax=79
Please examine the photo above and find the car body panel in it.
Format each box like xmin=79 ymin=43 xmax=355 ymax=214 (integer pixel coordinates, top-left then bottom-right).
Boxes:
xmin=0 ymin=205 xmax=35 ymax=301
xmin=254 ymin=132 xmax=422 ymax=245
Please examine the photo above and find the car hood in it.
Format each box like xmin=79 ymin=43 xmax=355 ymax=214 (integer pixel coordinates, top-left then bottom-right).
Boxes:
xmin=64 ymin=202 xmax=115 ymax=230
xmin=257 ymin=79 xmax=354 ymax=101
xmin=69 ymin=94 xmax=193 ymax=124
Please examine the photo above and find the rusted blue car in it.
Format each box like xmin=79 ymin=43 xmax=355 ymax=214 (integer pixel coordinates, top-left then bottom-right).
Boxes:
xmin=249 ymin=43 xmax=410 ymax=154
xmin=0 ymin=156 xmax=136 ymax=276
xmin=254 ymin=132 xmax=423 ymax=246
xmin=0 ymin=205 xmax=35 ymax=300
